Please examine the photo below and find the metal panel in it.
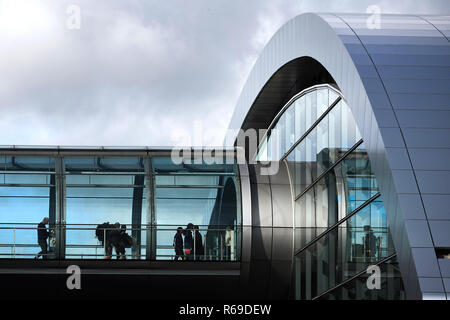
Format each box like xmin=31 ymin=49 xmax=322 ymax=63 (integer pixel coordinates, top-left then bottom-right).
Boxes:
xmin=228 ymin=12 xmax=450 ymax=299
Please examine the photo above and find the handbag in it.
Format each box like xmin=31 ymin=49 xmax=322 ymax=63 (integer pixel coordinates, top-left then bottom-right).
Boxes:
xmin=184 ymin=248 xmax=192 ymax=255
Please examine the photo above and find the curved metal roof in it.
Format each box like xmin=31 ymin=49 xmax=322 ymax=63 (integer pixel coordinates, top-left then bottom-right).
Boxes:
xmin=229 ymin=13 xmax=450 ymax=299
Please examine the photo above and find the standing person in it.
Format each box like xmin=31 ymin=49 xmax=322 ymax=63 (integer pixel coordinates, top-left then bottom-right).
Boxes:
xmin=193 ymin=225 xmax=204 ymax=260
xmin=363 ymin=225 xmax=378 ymax=262
xmin=225 ymin=225 xmax=235 ymax=261
xmin=35 ymin=217 xmax=50 ymax=259
xmin=184 ymin=223 xmax=194 ymax=260
xmin=173 ymin=227 xmax=184 ymax=261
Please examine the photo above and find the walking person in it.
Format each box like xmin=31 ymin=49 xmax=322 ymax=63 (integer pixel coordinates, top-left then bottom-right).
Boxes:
xmin=184 ymin=223 xmax=194 ymax=260
xmin=193 ymin=225 xmax=204 ymax=260
xmin=173 ymin=227 xmax=184 ymax=261
xmin=35 ymin=217 xmax=50 ymax=259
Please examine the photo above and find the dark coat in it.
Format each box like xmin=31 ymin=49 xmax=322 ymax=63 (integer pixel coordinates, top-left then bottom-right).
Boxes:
xmin=107 ymin=229 xmax=122 ymax=245
xmin=365 ymin=233 xmax=377 ymax=253
xmin=37 ymin=222 xmax=49 ymax=241
xmin=184 ymin=230 xmax=193 ymax=250
xmin=174 ymin=232 xmax=184 ymax=253
xmin=194 ymin=230 xmax=204 ymax=255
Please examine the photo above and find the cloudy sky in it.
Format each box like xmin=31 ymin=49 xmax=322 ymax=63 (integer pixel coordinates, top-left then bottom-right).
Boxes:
xmin=1 ymin=0 xmax=449 ymax=147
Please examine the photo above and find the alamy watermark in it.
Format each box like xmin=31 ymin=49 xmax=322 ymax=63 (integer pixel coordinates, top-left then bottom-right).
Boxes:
xmin=66 ymin=4 xmax=81 ymax=30
xmin=366 ymin=265 xmax=381 ymax=290
xmin=66 ymin=265 xmax=81 ymax=290
xmin=170 ymin=124 xmax=280 ymax=176
xmin=366 ymin=5 xmax=381 ymax=30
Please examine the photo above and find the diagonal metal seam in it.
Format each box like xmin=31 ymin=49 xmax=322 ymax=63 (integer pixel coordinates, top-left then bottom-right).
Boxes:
xmin=416 ymin=15 xmax=450 ymax=43
xmin=333 ymin=13 xmax=446 ymax=295
xmin=280 ymin=95 xmax=342 ymax=162
xmin=293 ymin=139 xmax=364 ymax=202
xmin=254 ymin=83 xmax=342 ymax=162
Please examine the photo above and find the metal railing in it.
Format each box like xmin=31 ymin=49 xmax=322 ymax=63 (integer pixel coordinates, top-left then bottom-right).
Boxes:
xmin=0 ymin=223 xmax=239 ymax=261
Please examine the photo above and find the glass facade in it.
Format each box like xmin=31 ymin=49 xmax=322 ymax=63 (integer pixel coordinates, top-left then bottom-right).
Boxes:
xmin=152 ymin=157 xmax=241 ymax=260
xmin=0 ymin=153 xmax=241 ymax=261
xmin=64 ymin=157 xmax=147 ymax=259
xmin=258 ymin=85 xmax=404 ymax=300
xmin=0 ymin=156 xmax=55 ymax=258
xmin=317 ymin=257 xmax=405 ymax=300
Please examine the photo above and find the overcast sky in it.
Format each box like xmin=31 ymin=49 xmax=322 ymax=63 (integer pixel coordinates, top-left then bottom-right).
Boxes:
xmin=1 ymin=0 xmax=449 ymax=147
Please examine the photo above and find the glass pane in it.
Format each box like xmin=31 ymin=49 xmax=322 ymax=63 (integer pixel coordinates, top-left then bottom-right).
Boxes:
xmin=305 ymin=91 xmax=317 ymax=131
xmin=64 ymin=157 xmax=146 ymax=260
xmin=5 ymin=156 xmax=55 ymax=171
xmin=256 ymin=137 xmax=268 ymax=162
xmin=328 ymin=101 xmax=342 ymax=163
xmin=329 ymin=88 xmax=340 ymax=106
xmin=0 ymin=156 xmax=55 ymax=259
xmin=317 ymin=88 xmax=329 ymax=116
xmin=295 ymin=148 xmax=382 ymax=241
xmin=295 ymin=202 xmax=395 ymax=299
xmin=295 ymin=96 xmax=306 ymax=142
xmin=258 ymin=87 xmax=345 ymax=162
xmin=65 ymin=157 xmax=144 ymax=172
xmin=276 ymin=112 xmax=286 ymax=158
xmin=152 ymin=157 xmax=234 ymax=174
xmin=341 ymin=102 xmax=359 ymax=149
xmin=317 ymin=257 xmax=405 ymax=300
xmin=153 ymin=158 xmax=240 ymax=261
xmin=316 ymin=114 xmax=329 ymax=178
xmin=285 ymin=104 xmax=295 ymax=154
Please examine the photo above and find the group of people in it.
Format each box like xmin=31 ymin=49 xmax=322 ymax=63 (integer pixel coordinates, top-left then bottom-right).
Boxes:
xmin=35 ymin=217 xmax=132 ymax=259
xmin=173 ymin=223 xmax=204 ymax=260
xmin=35 ymin=217 xmax=233 ymax=261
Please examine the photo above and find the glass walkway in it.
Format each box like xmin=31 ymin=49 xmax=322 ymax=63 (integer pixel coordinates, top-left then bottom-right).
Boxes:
xmin=0 ymin=147 xmax=242 ymax=262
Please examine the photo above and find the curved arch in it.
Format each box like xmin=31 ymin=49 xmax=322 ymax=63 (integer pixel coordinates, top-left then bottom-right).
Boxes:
xmin=230 ymin=13 xmax=450 ymax=299
xmin=218 ymin=177 xmax=238 ymax=227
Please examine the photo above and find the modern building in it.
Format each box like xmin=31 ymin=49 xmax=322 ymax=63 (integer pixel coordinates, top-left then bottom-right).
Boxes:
xmin=0 ymin=13 xmax=449 ymax=300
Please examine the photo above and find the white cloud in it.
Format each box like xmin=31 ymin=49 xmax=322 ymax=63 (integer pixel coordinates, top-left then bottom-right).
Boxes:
xmin=0 ymin=0 xmax=448 ymax=147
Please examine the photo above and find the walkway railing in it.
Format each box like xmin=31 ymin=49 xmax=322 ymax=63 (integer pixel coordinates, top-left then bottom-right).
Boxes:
xmin=0 ymin=223 xmax=239 ymax=261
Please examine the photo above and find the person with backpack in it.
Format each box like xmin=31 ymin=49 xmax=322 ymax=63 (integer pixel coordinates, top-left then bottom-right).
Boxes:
xmin=173 ymin=227 xmax=184 ymax=261
xmin=96 ymin=222 xmax=121 ymax=259
xmin=184 ymin=223 xmax=194 ymax=260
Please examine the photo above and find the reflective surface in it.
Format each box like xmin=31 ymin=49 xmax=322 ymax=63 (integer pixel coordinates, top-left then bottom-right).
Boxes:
xmin=257 ymin=87 xmax=347 ymax=162
xmin=0 ymin=156 xmax=55 ymax=258
xmin=0 ymin=153 xmax=241 ymax=261
xmin=295 ymin=200 xmax=395 ymax=299
xmin=317 ymin=257 xmax=405 ymax=300
xmin=65 ymin=157 xmax=147 ymax=259
xmin=229 ymin=12 xmax=450 ymax=299
xmin=259 ymin=85 xmax=403 ymax=299
xmin=153 ymin=158 xmax=240 ymax=260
